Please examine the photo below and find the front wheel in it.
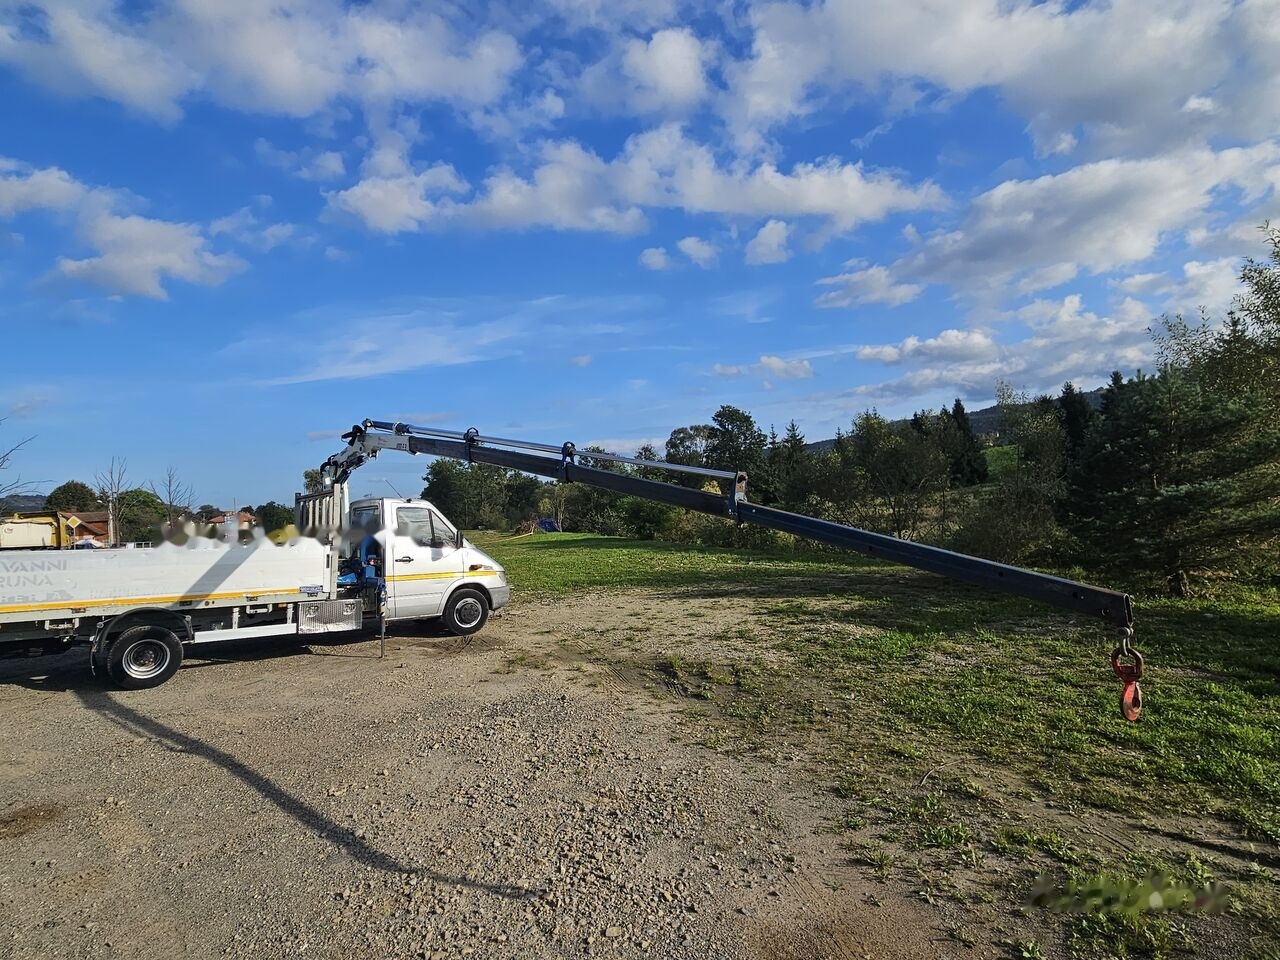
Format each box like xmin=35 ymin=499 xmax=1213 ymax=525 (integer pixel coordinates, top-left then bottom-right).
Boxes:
xmin=442 ymin=588 xmax=489 ymax=636
xmin=106 ymin=625 xmax=184 ymax=690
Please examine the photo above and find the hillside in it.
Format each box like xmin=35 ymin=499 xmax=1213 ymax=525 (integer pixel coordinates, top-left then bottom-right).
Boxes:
xmin=0 ymin=494 xmax=46 ymax=514
xmin=805 ymin=385 xmax=1106 ymax=453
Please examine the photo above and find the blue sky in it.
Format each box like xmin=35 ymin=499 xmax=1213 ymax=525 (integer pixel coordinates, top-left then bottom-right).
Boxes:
xmin=2 ymin=0 xmax=1278 ymax=508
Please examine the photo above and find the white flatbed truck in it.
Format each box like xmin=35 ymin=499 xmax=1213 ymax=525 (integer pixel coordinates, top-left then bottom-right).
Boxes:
xmin=0 ymin=491 xmax=509 ymax=688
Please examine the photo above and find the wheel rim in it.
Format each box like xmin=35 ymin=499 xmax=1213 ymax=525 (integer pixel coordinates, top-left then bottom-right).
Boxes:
xmin=121 ymin=638 xmax=171 ymax=680
xmin=454 ymin=597 xmax=484 ymax=628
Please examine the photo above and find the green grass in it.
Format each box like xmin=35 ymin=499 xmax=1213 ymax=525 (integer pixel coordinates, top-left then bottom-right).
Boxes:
xmin=983 ymin=444 xmax=1020 ymax=479
xmin=481 ymin=531 xmax=1280 ymax=955
xmin=482 ymin=532 xmax=1280 ymax=839
xmin=472 ymin=530 xmax=878 ymax=595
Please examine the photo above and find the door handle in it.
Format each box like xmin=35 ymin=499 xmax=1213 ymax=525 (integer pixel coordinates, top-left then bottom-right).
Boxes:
xmin=396 ymin=557 xmax=414 ymax=563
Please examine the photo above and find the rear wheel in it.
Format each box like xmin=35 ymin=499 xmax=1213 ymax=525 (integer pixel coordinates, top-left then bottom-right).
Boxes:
xmin=106 ymin=625 xmax=184 ymax=690
xmin=442 ymin=588 xmax=488 ymax=636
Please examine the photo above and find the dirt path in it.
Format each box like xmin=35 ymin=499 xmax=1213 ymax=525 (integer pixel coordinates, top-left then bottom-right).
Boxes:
xmin=0 ymin=593 xmax=965 ymax=960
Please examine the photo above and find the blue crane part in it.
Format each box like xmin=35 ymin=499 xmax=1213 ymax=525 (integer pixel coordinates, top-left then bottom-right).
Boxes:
xmin=326 ymin=419 xmax=1143 ymax=718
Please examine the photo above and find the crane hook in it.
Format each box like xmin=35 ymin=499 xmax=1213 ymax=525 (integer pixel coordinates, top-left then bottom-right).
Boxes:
xmin=1110 ymin=628 xmax=1144 ymax=722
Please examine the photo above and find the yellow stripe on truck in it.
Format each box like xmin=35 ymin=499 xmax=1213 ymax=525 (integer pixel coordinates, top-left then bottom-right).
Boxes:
xmin=0 ymin=588 xmax=306 ymax=616
xmin=387 ymin=570 xmax=500 ymax=583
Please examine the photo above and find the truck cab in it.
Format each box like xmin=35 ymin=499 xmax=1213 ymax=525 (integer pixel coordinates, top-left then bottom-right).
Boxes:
xmin=344 ymin=497 xmax=509 ymax=629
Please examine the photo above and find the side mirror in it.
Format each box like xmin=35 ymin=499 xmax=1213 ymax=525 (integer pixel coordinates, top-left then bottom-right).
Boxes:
xmin=455 ymin=529 xmax=464 ymax=549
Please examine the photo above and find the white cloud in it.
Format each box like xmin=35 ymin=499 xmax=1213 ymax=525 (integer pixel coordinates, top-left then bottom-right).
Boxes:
xmin=0 ymin=3 xmax=522 ymax=121
xmin=759 ymin=355 xmax=813 ymax=379
xmin=329 ymin=123 xmax=941 ymax=239
xmin=617 ymin=124 xmax=945 ymax=234
xmin=714 ymin=355 xmax=812 ymax=381
xmin=855 ymin=329 xmax=998 ymax=365
xmin=815 ymin=262 xmax=923 ymax=307
xmin=872 ymin=143 xmax=1280 ymax=298
xmin=1112 ymin=257 xmax=1244 ymax=316
xmin=678 ymin=235 xmax=717 ymax=267
xmin=722 ymin=0 xmax=1269 ymax=155
xmin=462 ymin=142 xmax=646 ymax=233
xmin=545 ymin=0 xmax=679 ymax=31
xmin=326 ymin=163 xmax=469 ymax=233
xmin=0 ymin=5 xmax=198 ymax=123
xmin=569 ymin=354 xmax=592 ymax=367
xmin=618 ymin=28 xmax=711 ymax=112
xmin=0 ymin=159 xmax=246 ymax=299
xmin=57 ymin=212 xmax=245 ymax=300
xmin=0 ymin=163 xmax=89 ymax=215
xmin=209 ymin=206 xmax=297 ymax=251
xmin=255 ymin=139 xmax=345 ymax=181
xmin=745 ymin=219 xmax=790 ymax=265
xmin=469 ymin=89 xmax=565 ymax=141
xmin=639 ymin=247 xmax=670 ymax=270
xmin=257 ymin=315 xmax=522 ymax=386
xmin=801 ymin=293 xmax=1156 ymax=415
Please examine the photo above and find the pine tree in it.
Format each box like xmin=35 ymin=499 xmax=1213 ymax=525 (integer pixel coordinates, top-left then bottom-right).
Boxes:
xmin=949 ymin=398 xmax=989 ymax=485
xmin=1067 ymin=369 xmax=1278 ymax=594
xmin=1058 ymin=381 xmax=1097 ymax=464
xmin=777 ymin=420 xmax=813 ymax=510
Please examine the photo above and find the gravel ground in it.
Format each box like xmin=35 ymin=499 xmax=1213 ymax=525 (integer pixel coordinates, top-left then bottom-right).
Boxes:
xmin=0 ymin=596 xmax=950 ymax=960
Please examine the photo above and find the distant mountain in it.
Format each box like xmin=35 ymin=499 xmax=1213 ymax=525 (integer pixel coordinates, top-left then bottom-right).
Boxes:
xmin=0 ymin=493 xmax=47 ymax=513
xmin=804 ymin=385 xmax=1106 ymax=453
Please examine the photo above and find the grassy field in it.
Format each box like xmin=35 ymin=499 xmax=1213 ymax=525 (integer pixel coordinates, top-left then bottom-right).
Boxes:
xmin=477 ymin=531 xmax=1280 ymax=959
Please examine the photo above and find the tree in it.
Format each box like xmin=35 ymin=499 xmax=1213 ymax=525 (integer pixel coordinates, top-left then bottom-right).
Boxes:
xmin=95 ymin=457 xmax=129 ymax=544
xmin=1156 ymin=223 xmax=1279 ymax=405
xmin=665 ymin=423 xmax=715 ymax=486
xmin=1069 ymin=229 xmax=1280 ymax=593
xmin=46 ymin=480 xmax=101 ymax=513
xmin=303 ymin=468 xmax=324 ymax=494
xmin=560 ymin=446 xmax=627 ymax=534
xmin=818 ymin=411 xmax=949 ymax=540
xmin=948 ymin=399 xmax=989 ymax=485
xmin=115 ymin=488 xmax=166 ymax=544
xmin=504 ymin=472 xmax=544 ymax=527
xmin=772 ymin=420 xmax=813 ymax=511
xmin=953 ymin=383 xmax=1066 ymax=563
xmin=255 ymin=501 xmax=295 ymax=533
xmin=0 ymin=420 xmax=34 ymax=501
xmin=421 ymin=458 xmax=468 ymax=520
xmin=147 ymin=466 xmax=194 ymax=527
xmin=1066 ymin=369 xmax=1280 ymax=594
xmin=632 ymin=442 xmax=667 ymax=481
xmin=1057 ymin=382 xmax=1097 ymax=464
xmin=705 ymin=405 xmax=767 ymax=475
xmin=422 ymin=459 xmax=543 ymax=531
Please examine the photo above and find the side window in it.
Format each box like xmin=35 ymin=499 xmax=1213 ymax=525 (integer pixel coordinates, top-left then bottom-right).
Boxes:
xmin=429 ymin=510 xmax=456 ymax=543
xmin=395 ymin=507 xmax=435 ymax=546
xmin=350 ymin=505 xmax=381 ymax=535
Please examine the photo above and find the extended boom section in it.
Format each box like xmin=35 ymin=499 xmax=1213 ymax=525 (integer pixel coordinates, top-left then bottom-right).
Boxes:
xmin=325 ymin=419 xmax=1144 ymax=719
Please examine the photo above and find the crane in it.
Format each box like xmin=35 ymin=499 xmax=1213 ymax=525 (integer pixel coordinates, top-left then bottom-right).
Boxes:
xmin=321 ymin=419 xmax=1146 ymax=720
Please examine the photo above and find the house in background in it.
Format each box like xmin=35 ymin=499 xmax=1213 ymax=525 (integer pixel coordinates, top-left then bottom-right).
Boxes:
xmin=204 ymin=510 xmax=258 ymax=529
xmin=66 ymin=510 xmax=110 ymax=547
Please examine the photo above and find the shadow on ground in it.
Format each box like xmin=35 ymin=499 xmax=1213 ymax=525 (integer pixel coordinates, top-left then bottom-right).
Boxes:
xmin=65 ymin=688 xmax=540 ymax=899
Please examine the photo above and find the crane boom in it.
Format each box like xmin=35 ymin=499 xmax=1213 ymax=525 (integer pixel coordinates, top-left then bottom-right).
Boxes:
xmin=324 ymin=419 xmax=1133 ymax=627
xmin=320 ymin=418 xmax=1143 ymax=718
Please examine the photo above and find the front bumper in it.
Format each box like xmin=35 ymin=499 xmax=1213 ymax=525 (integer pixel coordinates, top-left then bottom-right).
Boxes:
xmin=488 ymin=583 xmax=511 ymax=611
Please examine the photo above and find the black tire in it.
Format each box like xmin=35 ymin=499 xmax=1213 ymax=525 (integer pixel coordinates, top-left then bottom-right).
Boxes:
xmin=442 ymin=588 xmax=489 ymax=636
xmin=105 ymin=625 xmax=184 ymax=690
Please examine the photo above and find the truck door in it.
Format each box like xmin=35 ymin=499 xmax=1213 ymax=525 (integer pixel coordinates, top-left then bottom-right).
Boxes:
xmin=385 ymin=505 xmax=464 ymax=620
